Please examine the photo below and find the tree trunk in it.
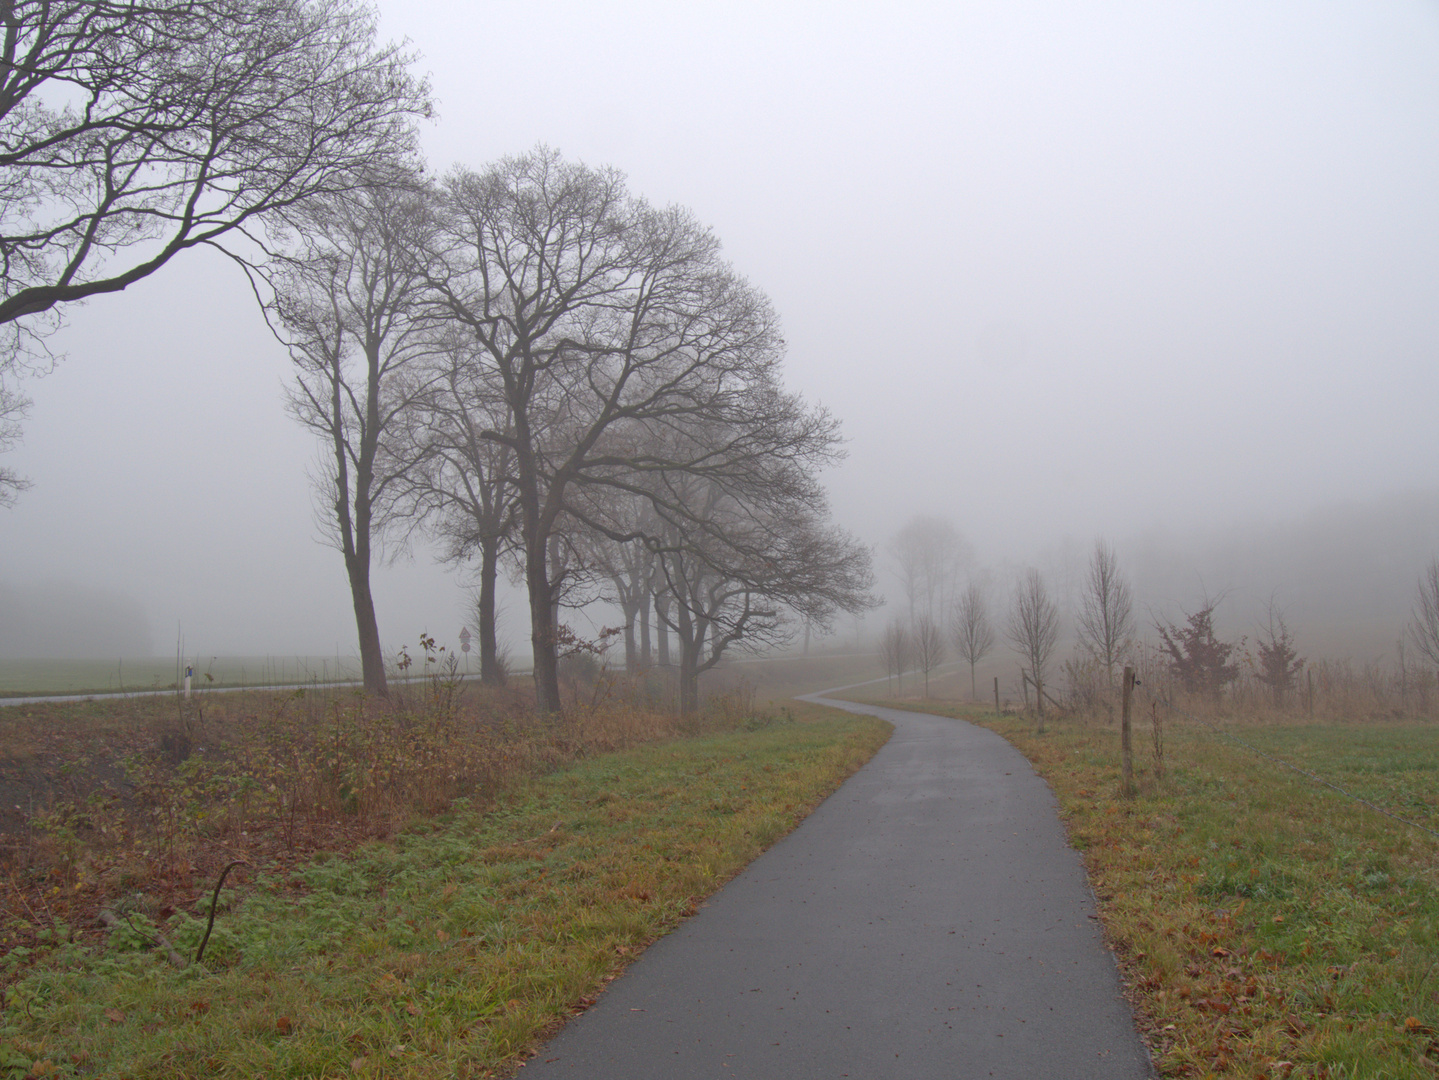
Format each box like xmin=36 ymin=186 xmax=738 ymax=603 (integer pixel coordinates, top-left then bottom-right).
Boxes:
xmin=344 ymin=553 xmax=388 ymax=697
xmin=969 ymin=660 xmax=977 ymax=701
xmin=620 ymin=596 xmax=640 ymax=674
xmin=655 ymin=593 xmax=671 ymax=666
xmin=639 ymin=599 xmax=652 ymax=668
xmin=676 ymin=601 xmax=700 ymax=716
xmin=679 ymin=653 xmax=699 ymax=716
xmin=527 ymin=531 xmax=563 ymax=715
xmin=477 ymin=537 xmax=502 ymax=685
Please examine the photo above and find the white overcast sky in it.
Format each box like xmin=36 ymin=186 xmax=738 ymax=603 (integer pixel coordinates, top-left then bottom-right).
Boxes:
xmin=3 ymin=0 xmax=1438 ymax=658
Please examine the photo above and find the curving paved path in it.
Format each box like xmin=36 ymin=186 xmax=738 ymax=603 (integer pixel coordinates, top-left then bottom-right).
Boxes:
xmin=518 ymin=690 xmax=1154 ymax=1078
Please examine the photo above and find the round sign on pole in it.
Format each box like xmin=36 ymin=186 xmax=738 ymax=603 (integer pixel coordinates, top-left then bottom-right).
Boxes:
xmin=459 ymin=626 xmax=471 ymax=654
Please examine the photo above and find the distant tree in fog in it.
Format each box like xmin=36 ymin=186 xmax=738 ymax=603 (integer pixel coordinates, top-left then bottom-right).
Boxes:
xmin=889 ymin=516 xmax=971 ymax=626
xmin=913 ymin=616 xmax=946 ymax=697
xmin=1254 ymin=600 xmax=1304 ymax=708
xmin=951 ymin=581 xmax=994 ymax=700
xmin=1006 ymin=569 xmax=1060 ymax=717
xmin=571 ymin=489 xmax=658 ymax=676
xmin=1076 ymin=539 xmax=1134 ymax=685
xmin=1155 ymin=597 xmax=1238 ymax=699
xmin=881 ymin=619 xmax=911 ymax=695
xmin=1410 ymin=558 xmax=1439 ymax=668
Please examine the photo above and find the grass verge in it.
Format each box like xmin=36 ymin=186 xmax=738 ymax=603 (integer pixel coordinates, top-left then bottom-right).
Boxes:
xmin=853 ymin=695 xmax=1439 ymax=1080
xmin=2 ymin=704 xmax=889 ymax=1079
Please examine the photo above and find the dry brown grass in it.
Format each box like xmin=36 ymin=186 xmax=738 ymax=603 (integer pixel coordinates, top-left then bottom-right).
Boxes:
xmin=0 ymin=673 xmax=762 ymax=987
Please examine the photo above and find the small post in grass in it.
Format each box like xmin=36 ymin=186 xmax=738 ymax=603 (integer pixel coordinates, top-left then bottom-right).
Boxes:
xmin=1121 ymin=665 xmax=1135 ymax=798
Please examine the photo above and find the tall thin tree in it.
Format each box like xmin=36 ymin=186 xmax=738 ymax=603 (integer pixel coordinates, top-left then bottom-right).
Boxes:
xmin=261 ymin=174 xmax=439 ymax=695
xmin=1007 ymin=569 xmax=1061 ymax=719
xmin=951 ymin=581 xmax=995 ymax=700
xmin=1075 ymin=539 xmax=1134 ymax=685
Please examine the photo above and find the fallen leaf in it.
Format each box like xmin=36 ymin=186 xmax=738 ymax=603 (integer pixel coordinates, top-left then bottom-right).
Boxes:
xmin=104 ymin=1008 xmax=125 ymax=1023
xmin=276 ymin=1016 xmax=293 ymax=1036
xmin=406 ymin=1003 xmax=421 ymax=1017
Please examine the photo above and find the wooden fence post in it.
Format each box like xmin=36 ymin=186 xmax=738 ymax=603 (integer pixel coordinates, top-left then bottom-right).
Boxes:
xmin=1121 ymin=665 xmax=1135 ymax=798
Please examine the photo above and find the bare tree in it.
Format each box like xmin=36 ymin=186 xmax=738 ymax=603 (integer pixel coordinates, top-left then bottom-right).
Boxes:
xmin=1007 ymin=569 xmax=1060 ymax=718
xmin=388 ymin=338 xmax=519 ymax=685
xmin=889 ymin=516 xmax=972 ymax=626
xmin=633 ymin=459 xmax=873 ymax=716
xmin=1410 ymin=558 xmax=1439 ymax=669
xmin=0 ymin=0 xmax=428 ymax=333
xmin=913 ymin=616 xmax=946 ymax=697
xmin=950 ymin=581 xmax=994 ymax=700
xmin=1075 ymin=539 xmax=1134 ymax=685
xmin=428 ymin=148 xmax=855 ymax=714
xmin=571 ymin=492 xmax=657 ymax=675
xmin=261 ymin=175 xmax=440 ymax=695
xmin=880 ymin=619 xmax=911 ymax=695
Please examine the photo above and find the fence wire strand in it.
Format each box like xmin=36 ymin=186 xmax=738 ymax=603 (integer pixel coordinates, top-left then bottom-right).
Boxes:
xmin=1142 ymin=687 xmax=1439 ymax=842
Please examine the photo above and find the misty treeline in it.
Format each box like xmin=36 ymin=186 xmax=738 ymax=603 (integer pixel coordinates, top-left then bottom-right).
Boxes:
xmin=259 ymin=149 xmax=875 ymax=714
xmin=879 ymin=515 xmax=1439 ymax=720
xmin=0 ymin=2 xmax=875 ymax=713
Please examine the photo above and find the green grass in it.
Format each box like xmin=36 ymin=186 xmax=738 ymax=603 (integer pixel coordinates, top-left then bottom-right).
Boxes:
xmin=2 ymin=706 xmax=890 ymax=1079
xmin=0 ymin=657 xmax=366 ymax=697
xmin=859 ymin=695 xmax=1439 ymax=1079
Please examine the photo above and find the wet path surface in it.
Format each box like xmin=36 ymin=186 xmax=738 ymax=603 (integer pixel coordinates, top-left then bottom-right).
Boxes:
xmin=517 ymin=692 xmax=1153 ymax=1078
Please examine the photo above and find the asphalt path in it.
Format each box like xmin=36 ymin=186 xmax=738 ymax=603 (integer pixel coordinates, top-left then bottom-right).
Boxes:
xmin=518 ymin=688 xmax=1154 ymax=1078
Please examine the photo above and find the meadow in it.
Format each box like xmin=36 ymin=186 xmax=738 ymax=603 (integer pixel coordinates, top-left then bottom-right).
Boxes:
xmin=0 ymin=657 xmax=365 ymax=698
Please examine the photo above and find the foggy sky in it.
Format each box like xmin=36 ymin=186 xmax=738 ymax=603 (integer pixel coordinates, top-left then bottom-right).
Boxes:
xmin=3 ymin=0 xmax=1438 ymax=661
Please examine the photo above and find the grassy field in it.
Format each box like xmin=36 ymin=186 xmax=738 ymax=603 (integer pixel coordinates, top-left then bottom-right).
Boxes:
xmin=0 ymin=649 xmax=882 ymax=700
xmin=0 ymin=677 xmax=888 ymax=1079
xmin=854 ymin=689 xmax=1439 ymax=1080
xmin=0 ymin=657 xmax=367 ymax=697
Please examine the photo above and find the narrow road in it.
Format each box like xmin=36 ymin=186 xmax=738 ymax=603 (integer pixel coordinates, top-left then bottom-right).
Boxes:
xmin=518 ymin=690 xmax=1154 ymax=1078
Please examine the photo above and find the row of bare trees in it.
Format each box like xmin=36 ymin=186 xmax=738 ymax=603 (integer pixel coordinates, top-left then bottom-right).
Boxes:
xmin=899 ymin=530 xmax=1439 ymax=717
xmin=251 ymin=150 xmax=876 ymax=714
xmin=0 ymin=6 xmax=874 ymax=715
